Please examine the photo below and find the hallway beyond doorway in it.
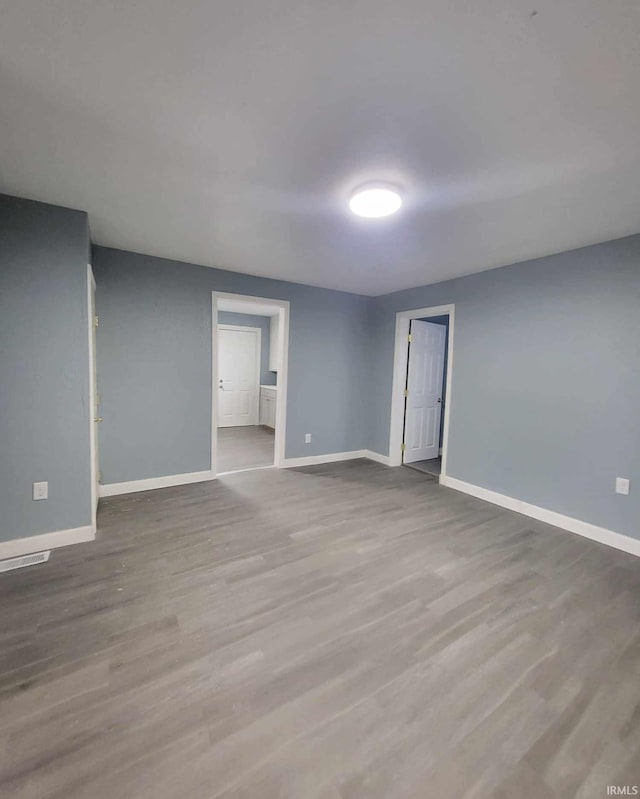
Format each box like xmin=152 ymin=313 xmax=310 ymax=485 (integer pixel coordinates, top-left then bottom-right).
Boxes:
xmin=217 ymin=426 xmax=275 ymax=473
xmin=404 ymin=457 xmax=441 ymax=478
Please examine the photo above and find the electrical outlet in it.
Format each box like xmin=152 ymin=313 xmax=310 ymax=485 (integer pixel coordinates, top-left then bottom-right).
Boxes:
xmin=615 ymin=477 xmax=630 ymax=496
xmin=305 ymin=433 xmax=312 ymax=444
xmin=33 ymin=481 xmax=48 ymax=501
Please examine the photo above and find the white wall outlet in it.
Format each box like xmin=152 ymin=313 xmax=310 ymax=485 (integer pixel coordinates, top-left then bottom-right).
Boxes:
xmin=305 ymin=433 xmax=312 ymax=444
xmin=32 ymin=481 xmax=48 ymax=501
xmin=615 ymin=477 xmax=630 ymax=496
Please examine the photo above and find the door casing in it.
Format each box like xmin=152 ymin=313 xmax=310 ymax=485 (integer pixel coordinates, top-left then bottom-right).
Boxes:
xmin=211 ymin=292 xmax=290 ymax=476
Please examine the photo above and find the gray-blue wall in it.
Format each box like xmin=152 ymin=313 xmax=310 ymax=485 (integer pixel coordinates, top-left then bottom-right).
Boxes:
xmin=217 ymin=311 xmax=276 ymax=387
xmin=92 ymin=246 xmax=370 ymax=483
xmin=369 ymin=236 xmax=640 ymax=538
xmin=0 ymin=194 xmax=92 ymax=542
xmin=3 ymin=192 xmax=637 ymax=547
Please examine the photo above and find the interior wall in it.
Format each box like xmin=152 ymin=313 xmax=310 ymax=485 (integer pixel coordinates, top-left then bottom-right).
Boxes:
xmin=92 ymin=246 xmax=370 ymax=484
xmin=0 ymin=194 xmax=92 ymax=542
xmin=369 ymin=235 xmax=640 ymax=539
xmin=217 ymin=311 xmax=276 ymax=387
xmin=4 ymin=193 xmax=637 ymax=545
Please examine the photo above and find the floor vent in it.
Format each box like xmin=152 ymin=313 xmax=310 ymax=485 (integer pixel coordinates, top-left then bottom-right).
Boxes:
xmin=0 ymin=551 xmax=51 ymax=573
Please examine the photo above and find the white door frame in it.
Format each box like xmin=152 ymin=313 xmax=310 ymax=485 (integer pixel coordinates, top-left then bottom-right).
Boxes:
xmin=389 ymin=304 xmax=455 ymax=478
xmin=217 ymin=324 xmax=262 ymax=426
xmin=211 ymin=292 xmax=290 ymax=476
xmin=87 ymin=264 xmax=98 ymax=525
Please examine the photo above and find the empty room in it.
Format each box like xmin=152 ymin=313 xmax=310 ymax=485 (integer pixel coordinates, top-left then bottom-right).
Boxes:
xmin=1 ymin=3 xmax=639 ymax=798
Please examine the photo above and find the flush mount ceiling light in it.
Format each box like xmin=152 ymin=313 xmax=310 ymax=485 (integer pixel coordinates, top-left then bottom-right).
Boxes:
xmin=349 ymin=183 xmax=402 ymax=218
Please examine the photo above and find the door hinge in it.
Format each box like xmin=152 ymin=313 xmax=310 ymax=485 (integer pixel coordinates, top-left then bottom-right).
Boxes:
xmin=94 ymin=315 xmax=99 ymax=328
xmin=97 ymin=470 xmax=102 ymax=483
xmin=404 ymin=389 xmax=409 ymax=398
xmin=401 ymin=443 xmax=406 ymax=452
xmin=407 ymin=334 xmax=412 ymax=342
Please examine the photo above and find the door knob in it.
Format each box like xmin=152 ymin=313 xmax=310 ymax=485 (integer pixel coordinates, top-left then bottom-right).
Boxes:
xmin=94 ymin=417 xmax=103 ymax=422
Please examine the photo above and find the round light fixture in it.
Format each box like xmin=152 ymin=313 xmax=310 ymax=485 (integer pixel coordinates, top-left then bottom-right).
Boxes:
xmin=349 ymin=183 xmax=402 ymax=218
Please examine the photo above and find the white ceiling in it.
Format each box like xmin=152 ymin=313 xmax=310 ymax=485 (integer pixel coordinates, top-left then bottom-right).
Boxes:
xmin=1 ymin=1 xmax=640 ymax=296
xmin=218 ymin=298 xmax=279 ymax=317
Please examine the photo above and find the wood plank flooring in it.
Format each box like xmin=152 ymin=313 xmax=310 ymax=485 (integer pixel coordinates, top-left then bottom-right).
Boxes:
xmin=404 ymin=457 xmax=442 ymax=477
xmin=217 ymin=425 xmax=275 ymax=473
xmin=1 ymin=460 xmax=640 ymax=798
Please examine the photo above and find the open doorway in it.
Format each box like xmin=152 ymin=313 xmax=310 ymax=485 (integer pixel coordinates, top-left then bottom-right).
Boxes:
xmin=388 ymin=304 xmax=455 ymax=480
xmin=211 ymin=293 xmax=289 ymax=476
xmin=403 ymin=315 xmax=449 ymax=477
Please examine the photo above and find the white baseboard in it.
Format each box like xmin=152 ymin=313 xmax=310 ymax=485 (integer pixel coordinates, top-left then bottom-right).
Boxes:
xmin=363 ymin=450 xmax=392 ymax=466
xmin=440 ymin=475 xmax=640 ymax=559
xmin=102 ymin=454 xmax=389 ymax=495
xmin=101 ymin=452 xmax=391 ymax=496
xmin=283 ymin=450 xmax=371 ymax=468
xmin=99 ymin=469 xmax=216 ymax=498
xmin=0 ymin=525 xmax=96 ymax=561
xmin=283 ymin=450 xmax=393 ymax=468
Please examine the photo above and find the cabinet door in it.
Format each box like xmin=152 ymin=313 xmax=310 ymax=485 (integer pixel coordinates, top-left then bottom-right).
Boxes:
xmin=259 ymin=393 xmax=269 ymax=426
xmin=269 ymin=394 xmax=277 ymax=428
xmin=269 ymin=315 xmax=280 ymax=372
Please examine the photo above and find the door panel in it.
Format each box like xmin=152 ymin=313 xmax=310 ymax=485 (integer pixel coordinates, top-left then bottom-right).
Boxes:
xmin=218 ymin=328 xmax=259 ymax=427
xmin=404 ymin=320 xmax=446 ymax=463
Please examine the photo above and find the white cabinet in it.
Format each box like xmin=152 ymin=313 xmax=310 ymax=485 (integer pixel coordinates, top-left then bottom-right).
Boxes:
xmin=260 ymin=387 xmax=277 ymax=429
xmin=269 ymin=314 xmax=280 ymax=372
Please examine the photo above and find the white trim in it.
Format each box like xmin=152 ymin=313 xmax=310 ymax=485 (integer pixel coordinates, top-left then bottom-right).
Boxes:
xmin=283 ymin=450 xmax=391 ymax=468
xmin=440 ymin=475 xmax=640 ymax=559
xmin=99 ymin=452 xmax=389 ymax=495
xmin=87 ymin=264 xmax=98 ymax=526
xmin=283 ymin=450 xmax=370 ymax=468
xmin=364 ymin=450 xmax=392 ymax=466
xmin=217 ymin=324 xmax=262 ymax=426
xmin=99 ymin=470 xmax=215 ymax=498
xmin=212 ymin=292 xmax=290 ymax=477
xmin=389 ymin=304 xmax=455 ymax=475
xmin=0 ymin=525 xmax=96 ymax=561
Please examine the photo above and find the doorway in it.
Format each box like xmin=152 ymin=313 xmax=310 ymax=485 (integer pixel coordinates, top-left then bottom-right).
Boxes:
xmin=389 ymin=304 xmax=454 ymax=480
xmin=212 ymin=293 xmax=289 ymax=476
xmin=403 ymin=316 xmax=448 ymax=477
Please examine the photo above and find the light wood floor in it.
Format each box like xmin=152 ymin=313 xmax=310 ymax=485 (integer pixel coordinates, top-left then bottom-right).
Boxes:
xmin=1 ymin=460 xmax=640 ymax=798
xmin=217 ymin=425 xmax=275 ymax=473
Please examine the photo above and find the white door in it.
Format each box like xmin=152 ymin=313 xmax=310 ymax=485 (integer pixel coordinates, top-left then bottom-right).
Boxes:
xmin=403 ymin=320 xmax=446 ymax=463
xmin=218 ymin=327 xmax=260 ymax=427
